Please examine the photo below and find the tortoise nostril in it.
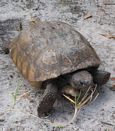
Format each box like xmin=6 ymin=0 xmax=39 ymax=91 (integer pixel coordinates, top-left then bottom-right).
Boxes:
xmin=80 ymin=81 xmax=84 ymax=85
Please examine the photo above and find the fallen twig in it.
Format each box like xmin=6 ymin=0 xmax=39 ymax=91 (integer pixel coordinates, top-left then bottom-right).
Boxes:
xmin=16 ymin=90 xmax=32 ymax=102
xmin=101 ymin=121 xmax=115 ymax=126
xmin=104 ymin=2 xmax=115 ymax=5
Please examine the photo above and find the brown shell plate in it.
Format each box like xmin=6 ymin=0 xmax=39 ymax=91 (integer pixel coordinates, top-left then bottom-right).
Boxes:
xmin=10 ymin=19 xmax=101 ymax=82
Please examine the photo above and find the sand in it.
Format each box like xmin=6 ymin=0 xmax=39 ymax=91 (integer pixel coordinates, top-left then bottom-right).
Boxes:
xmin=0 ymin=0 xmax=115 ymax=131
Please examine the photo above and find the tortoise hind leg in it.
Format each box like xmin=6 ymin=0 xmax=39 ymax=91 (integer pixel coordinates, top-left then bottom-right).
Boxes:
xmin=91 ymin=70 xmax=111 ymax=86
xmin=37 ymin=80 xmax=58 ymax=117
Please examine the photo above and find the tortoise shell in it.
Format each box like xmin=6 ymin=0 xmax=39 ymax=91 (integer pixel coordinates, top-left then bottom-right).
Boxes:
xmin=10 ymin=19 xmax=101 ymax=86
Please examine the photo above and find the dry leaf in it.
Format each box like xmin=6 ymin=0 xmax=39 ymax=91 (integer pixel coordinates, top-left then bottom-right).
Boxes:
xmin=104 ymin=1 xmax=115 ymax=5
xmin=110 ymin=85 xmax=115 ymax=91
xmin=110 ymin=77 xmax=115 ymax=81
xmin=100 ymin=33 xmax=115 ymax=39
xmin=84 ymin=13 xmax=92 ymax=20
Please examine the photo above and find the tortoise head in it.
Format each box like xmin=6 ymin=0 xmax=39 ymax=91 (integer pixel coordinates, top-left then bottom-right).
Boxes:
xmin=70 ymin=71 xmax=94 ymax=90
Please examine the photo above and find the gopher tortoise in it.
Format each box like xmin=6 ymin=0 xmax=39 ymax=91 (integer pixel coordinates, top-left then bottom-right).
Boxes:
xmin=5 ymin=18 xmax=110 ymax=117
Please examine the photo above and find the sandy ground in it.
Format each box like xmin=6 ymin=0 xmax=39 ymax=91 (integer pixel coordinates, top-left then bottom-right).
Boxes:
xmin=0 ymin=0 xmax=115 ymax=131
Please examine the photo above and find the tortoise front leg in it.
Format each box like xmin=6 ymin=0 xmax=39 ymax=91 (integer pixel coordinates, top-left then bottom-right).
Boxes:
xmin=37 ymin=80 xmax=58 ymax=117
xmin=91 ymin=70 xmax=111 ymax=86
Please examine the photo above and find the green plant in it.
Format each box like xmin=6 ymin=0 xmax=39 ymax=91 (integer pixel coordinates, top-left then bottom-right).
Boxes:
xmin=63 ymin=85 xmax=99 ymax=123
xmin=11 ymin=81 xmax=22 ymax=106
xmin=54 ymin=125 xmax=65 ymax=129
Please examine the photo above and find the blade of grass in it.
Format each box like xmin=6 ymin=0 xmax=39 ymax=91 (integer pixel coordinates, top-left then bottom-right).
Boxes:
xmin=63 ymin=94 xmax=75 ymax=104
xmin=11 ymin=81 xmax=22 ymax=106
xmin=76 ymin=90 xmax=81 ymax=104
xmin=78 ymin=86 xmax=92 ymax=105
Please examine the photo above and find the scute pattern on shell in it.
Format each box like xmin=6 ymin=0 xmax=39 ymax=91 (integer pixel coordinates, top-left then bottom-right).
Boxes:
xmin=10 ymin=19 xmax=101 ymax=82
